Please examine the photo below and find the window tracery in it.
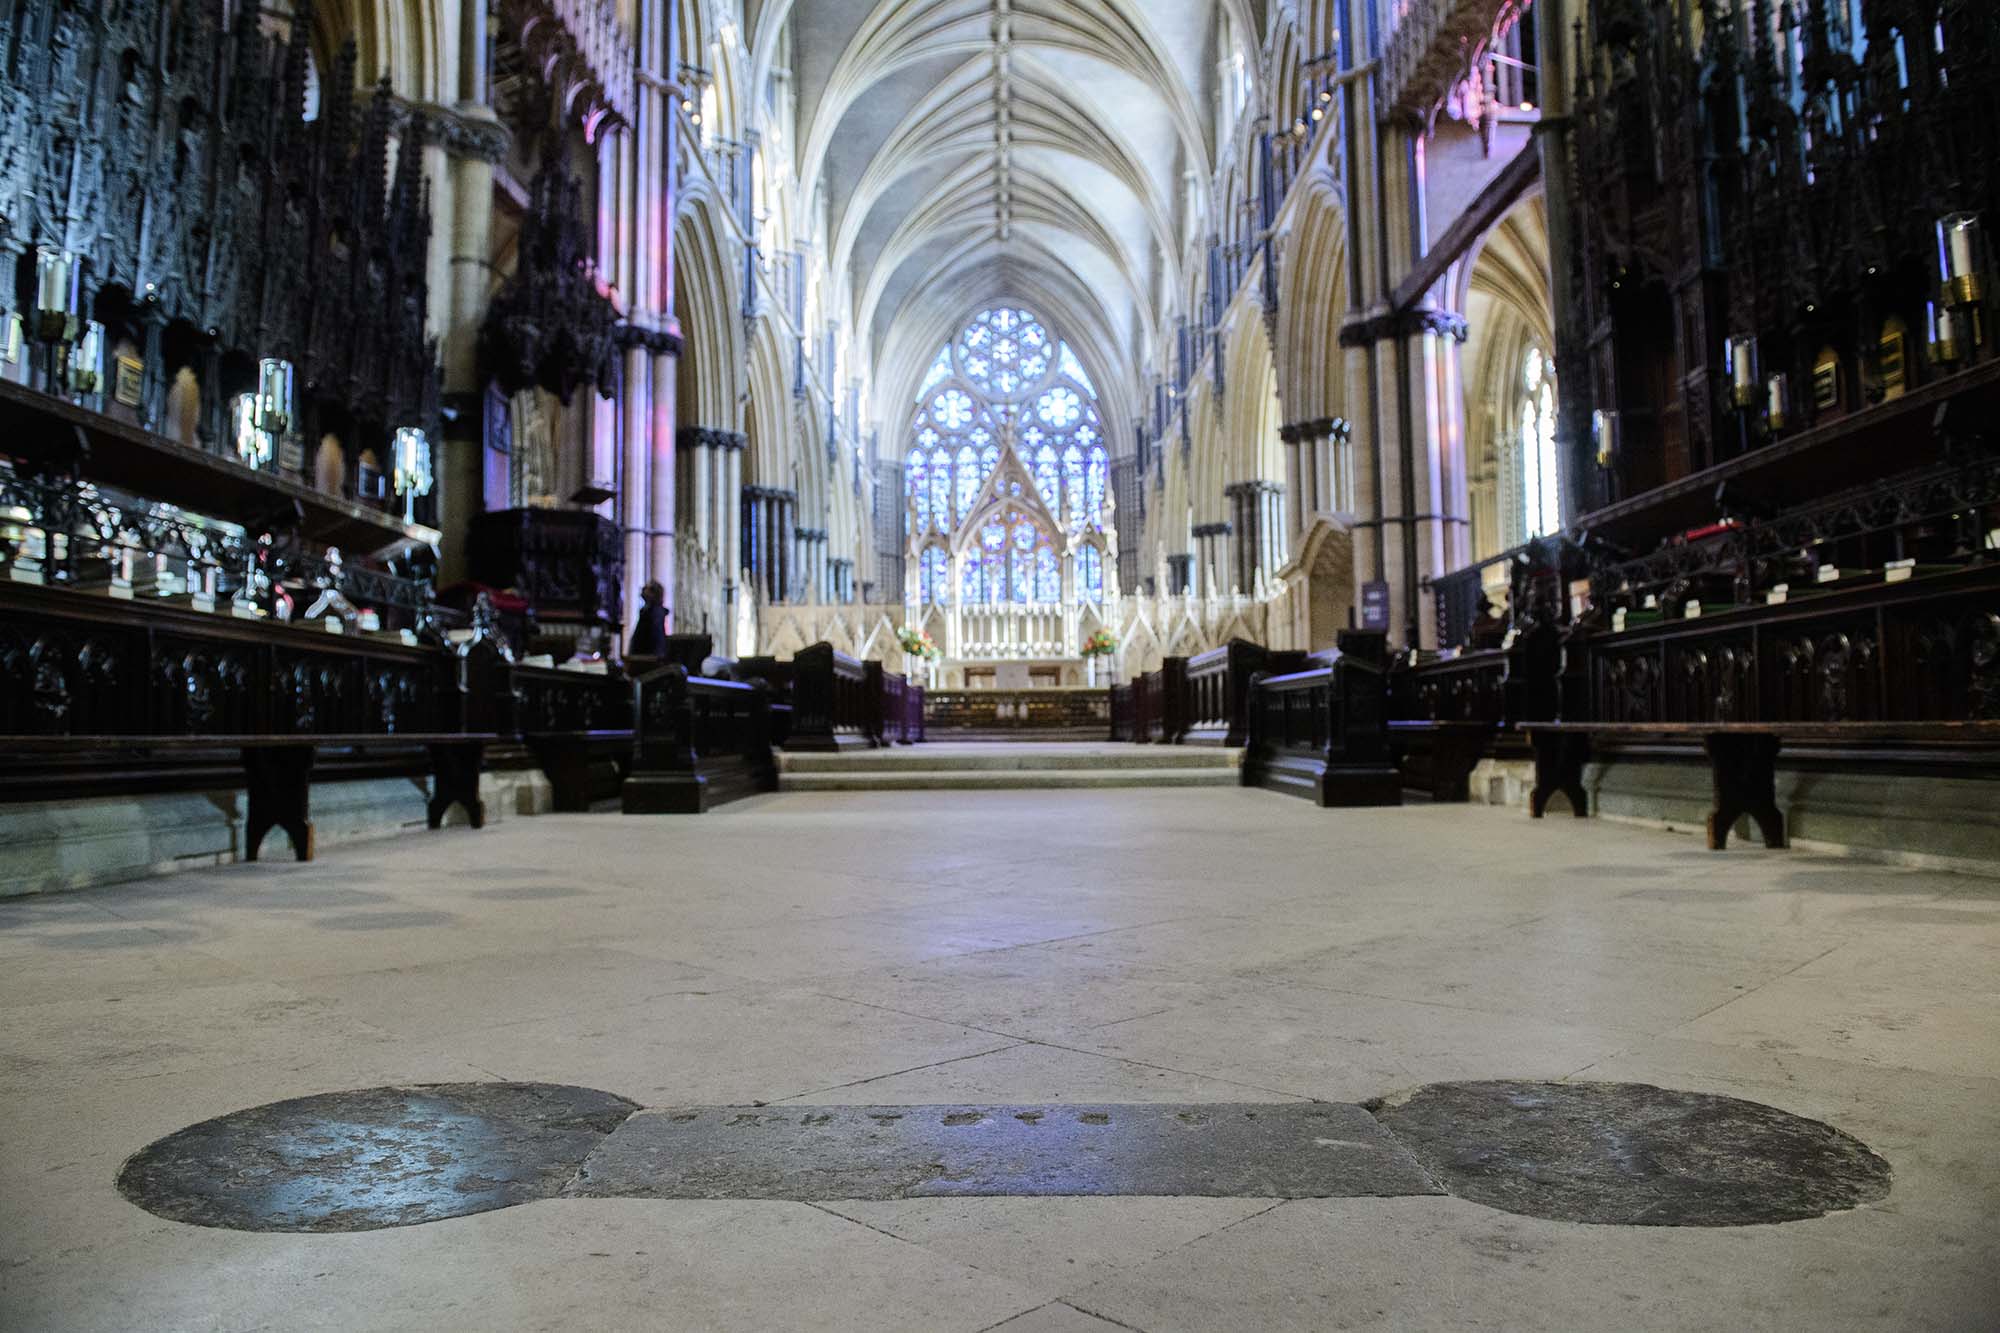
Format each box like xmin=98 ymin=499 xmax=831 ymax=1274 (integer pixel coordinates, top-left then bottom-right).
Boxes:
xmin=905 ymin=307 xmax=1114 ymax=612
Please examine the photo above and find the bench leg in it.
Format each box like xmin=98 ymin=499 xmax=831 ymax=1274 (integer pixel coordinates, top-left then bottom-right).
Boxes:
xmin=1430 ymin=729 xmax=1492 ymax=803
xmin=244 ymin=746 xmax=315 ymax=862
xmin=1703 ymin=734 xmax=1786 ymax=851
xmin=1530 ymin=732 xmax=1590 ymax=819
xmin=427 ymin=742 xmax=487 ymax=830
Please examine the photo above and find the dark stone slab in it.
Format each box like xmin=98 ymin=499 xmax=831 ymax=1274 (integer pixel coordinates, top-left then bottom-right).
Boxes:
xmin=1370 ymin=1080 xmax=1893 ymax=1226
xmin=118 ymin=1083 xmax=637 ymax=1233
xmin=567 ymin=1102 xmax=1442 ymax=1201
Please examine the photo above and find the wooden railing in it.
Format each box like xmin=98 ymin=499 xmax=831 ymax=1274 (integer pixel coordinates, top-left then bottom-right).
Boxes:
xmin=876 ymin=668 xmax=925 ymax=745
xmin=1186 ymin=640 xmax=1296 ymax=746
xmin=1244 ymin=631 xmax=1400 ymax=807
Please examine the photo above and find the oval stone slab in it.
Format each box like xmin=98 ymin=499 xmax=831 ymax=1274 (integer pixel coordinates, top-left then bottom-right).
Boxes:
xmin=1370 ymin=1080 xmax=1892 ymax=1226
xmin=118 ymin=1083 xmax=638 ymax=1232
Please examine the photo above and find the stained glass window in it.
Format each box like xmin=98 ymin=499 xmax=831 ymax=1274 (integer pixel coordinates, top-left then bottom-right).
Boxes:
xmin=906 ymin=305 xmax=1113 ymax=612
xmin=921 ymin=546 xmax=950 ymax=604
xmin=1079 ymin=545 xmax=1105 ymax=604
xmin=1035 ymin=545 xmax=1061 ymax=602
xmin=956 ymin=445 xmax=981 ymax=524
xmin=907 ymin=449 xmax=929 ymax=531
xmin=1520 ymin=348 xmax=1561 ymax=540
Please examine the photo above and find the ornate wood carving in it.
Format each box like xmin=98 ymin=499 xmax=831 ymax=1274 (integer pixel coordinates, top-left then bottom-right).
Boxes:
xmin=1570 ymin=2 xmax=2000 ymax=501
xmin=478 ymin=143 xmax=620 ymax=405
xmin=0 ymin=0 xmax=440 ymax=454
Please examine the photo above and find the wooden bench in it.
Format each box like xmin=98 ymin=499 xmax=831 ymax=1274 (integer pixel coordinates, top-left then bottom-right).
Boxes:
xmin=0 ymin=733 xmax=494 ymax=862
xmin=1521 ymin=721 xmax=2000 ymax=850
xmin=1387 ymin=720 xmax=1504 ymax=801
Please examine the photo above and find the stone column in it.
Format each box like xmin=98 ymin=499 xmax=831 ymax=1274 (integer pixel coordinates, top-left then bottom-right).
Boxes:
xmin=721 ymin=442 xmax=742 ymax=619
xmin=620 ymin=334 xmax=652 ymax=635
xmin=1282 ymin=428 xmax=1306 ymax=539
xmin=649 ymin=342 xmax=678 ymax=624
xmin=436 ymin=110 xmax=505 ymax=586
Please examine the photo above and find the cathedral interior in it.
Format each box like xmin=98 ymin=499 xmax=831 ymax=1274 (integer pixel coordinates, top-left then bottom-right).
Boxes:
xmin=1 ymin=1 xmax=1997 ymax=1328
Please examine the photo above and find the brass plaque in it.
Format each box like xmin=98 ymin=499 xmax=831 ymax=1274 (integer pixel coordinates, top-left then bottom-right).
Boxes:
xmin=1878 ymin=320 xmax=1908 ymax=401
xmin=1812 ymin=347 xmax=1840 ymax=412
xmin=113 ymin=355 xmax=145 ymax=406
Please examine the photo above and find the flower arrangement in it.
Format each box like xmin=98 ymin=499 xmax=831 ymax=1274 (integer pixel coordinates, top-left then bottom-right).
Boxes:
xmin=1080 ymin=628 xmax=1118 ymax=659
xmin=897 ymin=624 xmax=940 ymax=660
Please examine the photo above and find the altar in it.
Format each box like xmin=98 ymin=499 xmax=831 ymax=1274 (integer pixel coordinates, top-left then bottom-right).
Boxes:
xmin=925 ymin=687 xmax=1111 ymax=737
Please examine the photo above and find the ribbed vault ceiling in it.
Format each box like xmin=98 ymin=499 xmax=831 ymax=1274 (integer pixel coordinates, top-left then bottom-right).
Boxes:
xmin=747 ymin=0 xmax=1253 ymax=428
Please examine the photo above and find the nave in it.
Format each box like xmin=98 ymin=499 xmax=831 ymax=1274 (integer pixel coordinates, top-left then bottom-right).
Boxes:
xmin=3 ymin=790 xmax=1996 ymax=1329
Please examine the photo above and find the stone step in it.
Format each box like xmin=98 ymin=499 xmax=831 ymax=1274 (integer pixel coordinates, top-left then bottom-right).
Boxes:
xmin=779 ymin=744 xmax=1242 ymax=774
xmin=779 ymin=767 xmax=1241 ymax=792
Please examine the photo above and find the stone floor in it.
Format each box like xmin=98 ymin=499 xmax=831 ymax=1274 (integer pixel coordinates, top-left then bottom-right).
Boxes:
xmin=2 ymin=785 xmax=1997 ymax=1330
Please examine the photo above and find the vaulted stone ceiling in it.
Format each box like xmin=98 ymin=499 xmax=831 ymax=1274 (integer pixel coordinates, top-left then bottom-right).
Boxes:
xmin=745 ymin=0 xmax=1259 ymax=425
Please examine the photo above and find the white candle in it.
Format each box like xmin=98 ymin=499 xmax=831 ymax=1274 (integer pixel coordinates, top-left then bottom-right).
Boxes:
xmin=1944 ymin=214 xmax=1980 ymax=280
xmin=35 ymin=248 xmax=72 ymax=316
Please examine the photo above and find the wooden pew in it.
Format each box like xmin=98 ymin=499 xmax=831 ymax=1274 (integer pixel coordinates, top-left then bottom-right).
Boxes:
xmin=1243 ymin=631 xmax=1402 ymax=806
xmin=1523 ymin=720 xmax=2000 ymax=849
xmin=1520 ymin=561 xmax=2000 ymax=847
xmin=1386 ymin=622 xmax=1558 ymax=801
xmin=0 ymin=733 xmax=491 ymax=861
xmin=621 ymin=666 xmax=778 ymax=813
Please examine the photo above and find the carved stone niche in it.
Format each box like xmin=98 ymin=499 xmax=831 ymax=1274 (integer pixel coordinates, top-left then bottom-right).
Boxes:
xmin=467 ymin=508 xmax=622 ymax=652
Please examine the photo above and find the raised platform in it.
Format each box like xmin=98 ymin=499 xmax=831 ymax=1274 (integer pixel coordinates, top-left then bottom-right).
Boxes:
xmin=777 ymin=741 xmax=1242 ymax=792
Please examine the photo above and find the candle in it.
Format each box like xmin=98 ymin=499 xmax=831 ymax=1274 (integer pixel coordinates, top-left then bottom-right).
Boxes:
xmin=1765 ymin=373 xmax=1791 ymax=430
xmin=1939 ymin=213 xmax=1981 ymax=281
xmin=69 ymin=321 xmax=103 ymax=394
xmin=257 ymin=358 xmax=293 ymax=436
xmin=1927 ymin=302 xmax=1962 ymax=364
xmin=33 ymin=248 xmax=76 ymax=341
xmin=34 ymin=248 xmax=72 ymax=316
xmin=1727 ymin=335 xmax=1758 ymax=408
xmin=233 ymin=393 xmax=269 ymax=466
xmin=1591 ymin=409 xmax=1619 ymax=466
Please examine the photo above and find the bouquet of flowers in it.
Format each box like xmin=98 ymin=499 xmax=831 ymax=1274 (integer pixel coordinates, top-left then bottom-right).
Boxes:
xmin=897 ymin=624 xmax=940 ymax=660
xmin=1080 ymin=628 xmax=1118 ymax=658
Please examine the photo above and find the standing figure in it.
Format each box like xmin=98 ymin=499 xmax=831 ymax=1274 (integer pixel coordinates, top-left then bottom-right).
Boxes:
xmin=627 ymin=580 xmax=671 ymax=659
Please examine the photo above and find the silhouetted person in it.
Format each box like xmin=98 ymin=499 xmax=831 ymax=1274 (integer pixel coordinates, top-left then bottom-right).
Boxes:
xmin=1467 ymin=595 xmax=1508 ymax=650
xmin=627 ymin=580 xmax=670 ymax=659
